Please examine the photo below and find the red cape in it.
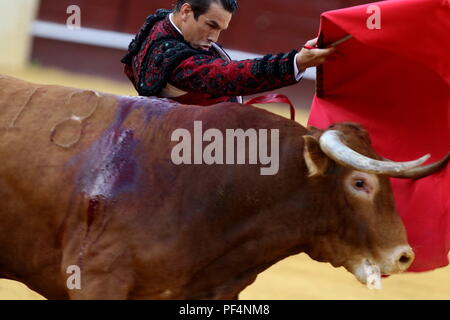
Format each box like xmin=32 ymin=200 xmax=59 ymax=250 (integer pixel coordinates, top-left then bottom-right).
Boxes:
xmin=308 ymin=0 xmax=450 ymax=272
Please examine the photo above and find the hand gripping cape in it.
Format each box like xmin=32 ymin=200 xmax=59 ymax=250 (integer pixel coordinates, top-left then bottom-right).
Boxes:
xmin=308 ymin=0 xmax=450 ymax=272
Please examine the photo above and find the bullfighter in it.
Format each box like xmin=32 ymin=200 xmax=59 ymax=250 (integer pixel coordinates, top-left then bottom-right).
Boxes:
xmin=121 ymin=0 xmax=336 ymax=105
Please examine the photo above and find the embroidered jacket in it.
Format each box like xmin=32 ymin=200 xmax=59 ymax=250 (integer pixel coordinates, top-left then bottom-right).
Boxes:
xmin=122 ymin=9 xmax=300 ymax=106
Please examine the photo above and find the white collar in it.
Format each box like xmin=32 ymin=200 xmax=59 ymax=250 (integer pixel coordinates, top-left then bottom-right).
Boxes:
xmin=169 ymin=13 xmax=183 ymax=35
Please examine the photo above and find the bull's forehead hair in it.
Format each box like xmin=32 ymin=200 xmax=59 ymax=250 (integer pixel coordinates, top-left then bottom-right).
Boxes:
xmin=329 ymin=122 xmax=367 ymax=135
xmin=326 ymin=122 xmax=379 ymax=160
xmin=329 ymin=122 xmax=372 ymax=145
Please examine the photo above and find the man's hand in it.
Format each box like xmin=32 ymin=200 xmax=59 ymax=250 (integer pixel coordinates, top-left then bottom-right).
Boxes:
xmin=296 ymin=37 xmax=336 ymax=71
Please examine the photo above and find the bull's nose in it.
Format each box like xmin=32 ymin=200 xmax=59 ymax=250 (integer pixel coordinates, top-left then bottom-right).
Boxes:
xmin=395 ymin=247 xmax=415 ymax=271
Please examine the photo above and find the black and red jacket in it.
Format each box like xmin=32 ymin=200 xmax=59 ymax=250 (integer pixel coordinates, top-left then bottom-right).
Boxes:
xmin=122 ymin=9 xmax=300 ymax=106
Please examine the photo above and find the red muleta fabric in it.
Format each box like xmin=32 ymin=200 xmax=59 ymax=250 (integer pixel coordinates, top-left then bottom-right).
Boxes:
xmin=308 ymin=0 xmax=450 ymax=272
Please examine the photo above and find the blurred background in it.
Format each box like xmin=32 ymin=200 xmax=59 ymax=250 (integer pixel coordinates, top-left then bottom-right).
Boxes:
xmin=1 ymin=0 xmax=450 ymax=300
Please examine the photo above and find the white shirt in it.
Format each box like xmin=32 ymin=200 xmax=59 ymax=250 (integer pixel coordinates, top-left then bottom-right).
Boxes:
xmin=169 ymin=13 xmax=304 ymax=82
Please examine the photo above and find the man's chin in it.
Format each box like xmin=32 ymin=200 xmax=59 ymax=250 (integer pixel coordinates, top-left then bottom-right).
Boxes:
xmin=193 ymin=43 xmax=211 ymax=51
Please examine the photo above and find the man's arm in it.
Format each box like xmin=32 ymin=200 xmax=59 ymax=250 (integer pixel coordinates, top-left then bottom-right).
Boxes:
xmin=135 ymin=37 xmax=336 ymax=98
xmin=168 ymin=37 xmax=335 ymax=97
xmin=169 ymin=50 xmax=299 ymax=97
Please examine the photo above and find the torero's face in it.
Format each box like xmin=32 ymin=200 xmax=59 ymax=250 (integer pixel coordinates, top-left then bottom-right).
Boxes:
xmin=177 ymin=2 xmax=232 ymax=51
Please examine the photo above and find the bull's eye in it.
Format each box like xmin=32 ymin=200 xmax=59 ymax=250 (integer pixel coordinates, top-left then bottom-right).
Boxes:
xmin=355 ymin=180 xmax=365 ymax=189
xmin=346 ymin=173 xmax=377 ymax=199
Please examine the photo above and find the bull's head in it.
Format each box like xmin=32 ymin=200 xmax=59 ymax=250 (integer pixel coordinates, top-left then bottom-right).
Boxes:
xmin=301 ymin=123 xmax=449 ymax=289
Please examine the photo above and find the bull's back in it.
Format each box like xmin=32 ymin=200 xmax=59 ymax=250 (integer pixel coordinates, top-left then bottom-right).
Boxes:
xmin=0 ymin=75 xmax=120 ymax=160
xmin=0 ymin=75 xmax=176 ymax=181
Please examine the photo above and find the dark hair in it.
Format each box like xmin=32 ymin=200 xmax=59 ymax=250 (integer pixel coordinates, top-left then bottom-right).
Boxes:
xmin=175 ymin=0 xmax=238 ymax=20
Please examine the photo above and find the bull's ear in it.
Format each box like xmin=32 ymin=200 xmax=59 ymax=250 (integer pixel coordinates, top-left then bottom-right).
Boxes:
xmin=302 ymin=135 xmax=330 ymax=177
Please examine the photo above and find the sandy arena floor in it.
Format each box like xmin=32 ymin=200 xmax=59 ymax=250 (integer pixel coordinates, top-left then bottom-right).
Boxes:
xmin=0 ymin=65 xmax=449 ymax=300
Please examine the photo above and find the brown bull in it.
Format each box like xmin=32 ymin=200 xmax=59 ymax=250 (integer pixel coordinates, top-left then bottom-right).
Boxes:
xmin=0 ymin=75 xmax=448 ymax=299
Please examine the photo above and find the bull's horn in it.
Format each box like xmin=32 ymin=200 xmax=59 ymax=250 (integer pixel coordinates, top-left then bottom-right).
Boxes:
xmin=382 ymin=152 xmax=450 ymax=179
xmin=319 ymin=130 xmax=430 ymax=175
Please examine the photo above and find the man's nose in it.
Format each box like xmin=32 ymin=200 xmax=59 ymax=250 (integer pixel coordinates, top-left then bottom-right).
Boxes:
xmin=208 ymin=31 xmax=220 ymax=43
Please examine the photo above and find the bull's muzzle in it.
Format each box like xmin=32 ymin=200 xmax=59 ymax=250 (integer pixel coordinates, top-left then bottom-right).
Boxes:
xmin=352 ymin=245 xmax=415 ymax=290
xmin=388 ymin=245 xmax=415 ymax=273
